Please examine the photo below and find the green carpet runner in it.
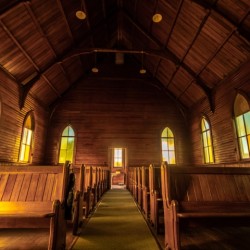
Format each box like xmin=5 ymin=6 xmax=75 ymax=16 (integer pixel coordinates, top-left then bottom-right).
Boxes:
xmin=71 ymin=189 xmax=160 ymax=250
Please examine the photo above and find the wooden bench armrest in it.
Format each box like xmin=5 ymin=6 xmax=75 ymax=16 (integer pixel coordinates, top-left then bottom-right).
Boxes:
xmin=178 ymin=212 xmax=250 ymax=218
xmin=0 ymin=201 xmax=60 ymax=219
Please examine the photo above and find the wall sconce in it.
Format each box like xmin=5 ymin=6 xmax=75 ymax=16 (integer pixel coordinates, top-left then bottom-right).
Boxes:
xmin=139 ymin=52 xmax=146 ymax=74
xmin=76 ymin=0 xmax=87 ymax=20
xmin=91 ymin=51 xmax=99 ymax=73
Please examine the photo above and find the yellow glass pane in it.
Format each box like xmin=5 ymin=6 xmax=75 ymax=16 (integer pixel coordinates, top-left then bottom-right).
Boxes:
xmin=236 ymin=115 xmax=246 ymax=137
xmin=204 ymin=147 xmax=209 ymax=163
xmin=169 ymin=151 xmax=176 ymax=164
xmin=22 ymin=129 xmax=28 ymax=143
xmin=209 ymin=146 xmax=214 ymax=163
xmin=168 ymin=139 xmax=175 ymax=150
xmin=24 ymin=145 xmax=30 ymax=162
xmin=202 ymin=132 xmax=208 ymax=147
xmin=207 ymin=131 xmax=211 ymax=146
xmin=59 ymin=149 xmax=66 ymax=163
xmin=66 ymin=149 xmax=73 ymax=162
xmin=26 ymin=129 xmax=32 ymax=145
xmin=60 ymin=138 xmax=68 ymax=150
xmin=19 ymin=144 xmax=26 ymax=161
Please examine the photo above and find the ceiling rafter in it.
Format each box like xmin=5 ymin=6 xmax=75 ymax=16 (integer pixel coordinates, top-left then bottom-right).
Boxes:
xmin=56 ymin=0 xmax=75 ymax=45
xmin=122 ymin=12 xmax=212 ymax=101
xmin=191 ymin=0 xmax=250 ymax=40
xmin=168 ymin=8 xmax=212 ymax=107
xmin=164 ymin=0 xmax=184 ymax=47
xmin=167 ymin=8 xmax=210 ymax=88
xmin=149 ymin=0 xmax=159 ymax=33
xmin=24 ymin=2 xmax=71 ymax=87
xmin=0 ymin=17 xmax=61 ymax=108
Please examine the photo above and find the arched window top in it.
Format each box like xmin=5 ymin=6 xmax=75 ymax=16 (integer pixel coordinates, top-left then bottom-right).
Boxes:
xmin=19 ymin=112 xmax=35 ymax=163
xmin=201 ymin=116 xmax=214 ymax=164
xmin=161 ymin=127 xmax=174 ymax=137
xmin=59 ymin=125 xmax=75 ymax=164
xmin=62 ymin=125 xmax=75 ymax=137
xmin=234 ymin=94 xmax=249 ymax=117
xmin=201 ymin=116 xmax=210 ymax=131
xmin=161 ymin=126 xmax=175 ymax=164
xmin=24 ymin=113 xmax=34 ymax=130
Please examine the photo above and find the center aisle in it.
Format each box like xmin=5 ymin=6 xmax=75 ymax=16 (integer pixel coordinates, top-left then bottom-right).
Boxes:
xmin=71 ymin=189 xmax=161 ymax=250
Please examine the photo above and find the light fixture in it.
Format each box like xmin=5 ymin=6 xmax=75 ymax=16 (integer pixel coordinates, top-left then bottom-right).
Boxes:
xmin=76 ymin=0 xmax=87 ymax=20
xmin=152 ymin=13 xmax=162 ymax=23
xmin=139 ymin=52 xmax=146 ymax=74
xmin=91 ymin=51 xmax=99 ymax=73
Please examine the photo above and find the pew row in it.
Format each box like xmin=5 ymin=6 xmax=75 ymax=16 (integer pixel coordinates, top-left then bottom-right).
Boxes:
xmin=149 ymin=164 xmax=164 ymax=234
xmin=0 ymin=163 xmax=70 ymax=250
xmin=71 ymin=164 xmax=110 ymax=235
xmin=161 ymin=162 xmax=250 ymax=250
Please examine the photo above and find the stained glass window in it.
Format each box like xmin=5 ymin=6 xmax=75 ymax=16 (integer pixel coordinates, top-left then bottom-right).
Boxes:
xmin=201 ymin=117 xmax=214 ymax=163
xmin=234 ymin=94 xmax=250 ymax=159
xmin=19 ymin=114 xmax=34 ymax=163
xmin=59 ymin=125 xmax=75 ymax=163
xmin=161 ymin=127 xmax=176 ymax=164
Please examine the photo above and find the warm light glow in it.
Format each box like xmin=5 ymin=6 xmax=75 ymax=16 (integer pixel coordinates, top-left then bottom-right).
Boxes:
xmin=161 ymin=127 xmax=176 ymax=164
xmin=114 ymin=148 xmax=123 ymax=167
xmin=139 ymin=69 xmax=146 ymax=74
xmin=76 ymin=10 xmax=86 ymax=20
xmin=92 ymin=67 xmax=99 ymax=73
xmin=152 ymin=13 xmax=162 ymax=23
xmin=59 ymin=126 xmax=75 ymax=163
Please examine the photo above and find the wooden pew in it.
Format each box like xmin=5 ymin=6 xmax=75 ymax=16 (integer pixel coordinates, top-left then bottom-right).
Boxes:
xmin=137 ymin=167 xmax=143 ymax=209
xmin=72 ymin=164 xmax=93 ymax=220
xmin=68 ymin=164 xmax=84 ymax=235
xmin=161 ymin=162 xmax=250 ymax=250
xmin=0 ymin=163 xmax=69 ymax=250
xmin=141 ymin=166 xmax=150 ymax=218
xmin=149 ymin=163 xmax=164 ymax=234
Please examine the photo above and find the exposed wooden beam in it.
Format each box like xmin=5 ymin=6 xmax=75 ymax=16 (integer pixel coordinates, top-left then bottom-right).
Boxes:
xmin=164 ymin=0 xmax=184 ymax=47
xmin=191 ymin=0 xmax=250 ymax=40
xmin=122 ymin=13 xmax=212 ymax=99
xmin=0 ymin=18 xmax=61 ymax=108
xmin=56 ymin=0 xmax=75 ymax=45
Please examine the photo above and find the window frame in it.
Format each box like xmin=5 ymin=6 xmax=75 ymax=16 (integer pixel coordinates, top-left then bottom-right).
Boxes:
xmin=234 ymin=93 xmax=250 ymax=160
xmin=201 ymin=116 xmax=214 ymax=164
xmin=161 ymin=126 xmax=176 ymax=164
xmin=58 ymin=125 xmax=76 ymax=164
xmin=19 ymin=112 xmax=35 ymax=163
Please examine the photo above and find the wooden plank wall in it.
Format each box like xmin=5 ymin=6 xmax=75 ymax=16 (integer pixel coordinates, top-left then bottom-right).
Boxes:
xmin=0 ymin=70 xmax=49 ymax=164
xmin=189 ymin=61 xmax=250 ymax=165
xmin=46 ymin=61 xmax=190 ymax=166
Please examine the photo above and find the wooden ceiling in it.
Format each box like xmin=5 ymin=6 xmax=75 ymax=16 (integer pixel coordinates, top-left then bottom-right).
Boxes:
xmin=0 ymin=0 xmax=249 ymax=111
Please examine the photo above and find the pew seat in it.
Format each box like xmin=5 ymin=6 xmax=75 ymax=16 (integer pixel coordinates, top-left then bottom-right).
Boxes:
xmin=0 ymin=164 xmax=69 ymax=250
xmin=161 ymin=162 xmax=250 ymax=250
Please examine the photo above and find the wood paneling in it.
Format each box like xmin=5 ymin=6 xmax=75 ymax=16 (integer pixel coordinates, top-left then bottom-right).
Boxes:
xmin=0 ymin=70 xmax=49 ymax=164
xmin=188 ymin=60 xmax=250 ymax=165
xmin=45 ymin=59 xmax=190 ymax=166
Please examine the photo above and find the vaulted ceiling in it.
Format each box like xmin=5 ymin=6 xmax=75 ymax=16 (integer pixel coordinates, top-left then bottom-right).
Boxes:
xmin=0 ymin=0 xmax=249 ymax=111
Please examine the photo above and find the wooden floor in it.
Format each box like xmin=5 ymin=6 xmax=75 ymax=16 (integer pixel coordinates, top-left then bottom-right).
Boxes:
xmin=148 ymin=220 xmax=250 ymax=250
xmin=0 ymin=223 xmax=76 ymax=250
xmin=0 ymin=213 xmax=250 ymax=250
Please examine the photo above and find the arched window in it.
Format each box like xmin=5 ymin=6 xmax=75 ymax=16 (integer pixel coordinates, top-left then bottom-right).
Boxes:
xmin=234 ymin=94 xmax=250 ymax=159
xmin=58 ymin=125 xmax=75 ymax=164
xmin=19 ymin=113 xmax=35 ymax=163
xmin=161 ymin=127 xmax=176 ymax=164
xmin=201 ymin=116 xmax=214 ymax=163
